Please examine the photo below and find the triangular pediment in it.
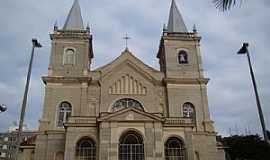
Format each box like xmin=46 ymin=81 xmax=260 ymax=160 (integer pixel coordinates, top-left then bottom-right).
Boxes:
xmin=98 ymin=108 xmax=164 ymax=122
xmin=94 ymin=51 xmax=163 ymax=84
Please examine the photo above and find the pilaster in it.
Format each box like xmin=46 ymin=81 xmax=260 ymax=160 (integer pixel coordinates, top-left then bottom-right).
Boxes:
xmin=99 ymin=122 xmax=111 ymax=160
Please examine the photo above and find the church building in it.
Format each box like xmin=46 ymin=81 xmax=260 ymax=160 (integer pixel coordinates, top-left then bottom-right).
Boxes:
xmin=34 ymin=0 xmax=225 ymax=160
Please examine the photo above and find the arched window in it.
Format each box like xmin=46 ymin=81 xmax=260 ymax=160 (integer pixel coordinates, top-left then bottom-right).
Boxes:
xmin=58 ymin=102 xmax=72 ymax=127
xmin=178 ymin=51 xmax=188 ymax=64
xmin=183 ymin=102 xmax=195 ymax=119
xmin=76 ymin=137 xmax=96 ymax=160
xmin=63 ymin=48 xmax=75 ymax=65
xmin=165 ymin=137 xmax=185 ymax=160
xmin=112 ymin=98 xmax=144 ymax=112
xmin=119 ymin=131 xmax=144 ymax=160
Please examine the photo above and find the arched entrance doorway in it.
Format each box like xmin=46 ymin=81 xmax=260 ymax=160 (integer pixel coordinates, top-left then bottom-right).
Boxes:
xmin=119 ymin=131 xmax=144 ymax=160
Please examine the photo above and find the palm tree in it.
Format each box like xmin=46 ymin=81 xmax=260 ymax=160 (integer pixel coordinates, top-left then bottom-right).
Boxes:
xmin=213 ymin=0 xmax=243 ymax=11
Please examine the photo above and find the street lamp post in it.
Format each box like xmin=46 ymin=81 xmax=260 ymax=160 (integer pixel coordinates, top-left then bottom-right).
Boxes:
xmin=15 ymin=39 xmax=42 ymax=159
xmin=237 ymin=43 xmax=269 ymax=144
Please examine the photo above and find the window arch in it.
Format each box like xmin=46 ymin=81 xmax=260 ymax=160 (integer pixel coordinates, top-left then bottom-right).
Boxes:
xmin=165 ymin=137 xmax=185 ymax=160
xmin=76 ymin=137 xmax=96 ymax=160
xmin=112 ymin=98 xmax=144 ymax=112
xmin=58 ymin=102 xmax=72 ymax=127
xmin=183 ymin=102 xmax=195 ymax=119
xmin=119 ymin=131 xmax=144 ymax=160
xmin=63 ymin=48 xmax=75 ymax=65
xmin=178 ymin=50 xmax=188 ymax=64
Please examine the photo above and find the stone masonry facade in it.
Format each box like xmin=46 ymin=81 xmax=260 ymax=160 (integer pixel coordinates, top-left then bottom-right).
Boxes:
xmin=33 ymin=1 xmax=225 ymax=160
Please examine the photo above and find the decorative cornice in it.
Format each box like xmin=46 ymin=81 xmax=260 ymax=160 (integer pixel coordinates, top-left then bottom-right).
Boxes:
xmin=164 ymin=78 xmax=209 ymax=85
xmin=37 ymin=130 xmax=65 ymax=135
xmin=50 ymin=30 xmax=91 ymax=40
xmin=65 ymin=116 xmax=97 ymax=127
xmin=162 ymin=32 xmax=201 ymax=42
xmin=42 ymin=76 xmax=92 ymax=84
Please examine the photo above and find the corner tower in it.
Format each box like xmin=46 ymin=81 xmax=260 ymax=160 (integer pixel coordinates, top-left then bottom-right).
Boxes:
xmin=40 ymin=0 xmax=94 ymax=132
xmin=158 ymin=0 xmax=203 ymax=79
xmin=35 ymin=1 xmax=93 ymax=160
xmin=48 ymin=0 xmax=93 ymax=77
xmin=158 ymin=0 xmax=214 ymax=132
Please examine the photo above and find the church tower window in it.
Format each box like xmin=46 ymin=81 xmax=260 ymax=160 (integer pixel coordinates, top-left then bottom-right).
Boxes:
xmin=76 ymin=137 xmax=96 ymax=160
xmin=165 ymin=137 xmax=185 ymax=160
xmin=119 ymin=131 xmax=144 ymax=160
xmin=178 ymin=50 xmax=188 ymax=64
xmin=63 ymin=48 xmax=76 ymax=65
xmin=57 ymin=102 xmax=72 ymax=127
xmin=112 ymin=98 xmax=144 ymax=112
xmin=183 ymin=102 xmax=195 ymax=119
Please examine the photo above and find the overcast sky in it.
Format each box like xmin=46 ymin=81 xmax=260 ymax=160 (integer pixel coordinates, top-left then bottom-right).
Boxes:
xmin=0 ymin=0 xmax=269 ymax=136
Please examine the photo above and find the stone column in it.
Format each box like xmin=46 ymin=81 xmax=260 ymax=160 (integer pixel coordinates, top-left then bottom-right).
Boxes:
xmin=99 ymin=122 xmax=111 ymax=160
xmin=145 ymin=123 xmax=154 ymax=160
xmin=153 ymin=122 xmax=163 ymax=160
xmin=64 ymin=131 xmax=76 ymax=160
xmin=109 ymin=122 xmax=118 ymax=160
xmin=80 ymin=83 xmax=88 ymax=116
xmin=34 ymin=134 xmax=48 ymax=160
xmin=185 ymin=131 xmax=194 ymax=160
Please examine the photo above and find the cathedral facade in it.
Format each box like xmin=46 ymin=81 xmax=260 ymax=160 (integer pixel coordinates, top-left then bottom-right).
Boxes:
xmin=34 ymin=0 xmax=225 ymax=160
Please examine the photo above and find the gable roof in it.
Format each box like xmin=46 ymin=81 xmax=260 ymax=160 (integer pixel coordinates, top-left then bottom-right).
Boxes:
xmin=94 ymin=50 xmax=163 ymax=83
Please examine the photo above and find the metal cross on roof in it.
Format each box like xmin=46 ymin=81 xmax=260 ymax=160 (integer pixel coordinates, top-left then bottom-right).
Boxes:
xmin=123 ymin=33 xmax=131 ymax=50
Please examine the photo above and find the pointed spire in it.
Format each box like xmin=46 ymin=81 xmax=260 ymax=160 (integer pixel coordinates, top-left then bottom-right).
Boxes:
xmin=63 ymin=0 xmax=84 ymax=30
xmin=167 ymin=0 xmax=188 ymax=33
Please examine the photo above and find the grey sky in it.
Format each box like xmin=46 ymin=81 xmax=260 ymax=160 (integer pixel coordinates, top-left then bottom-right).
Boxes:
xmin=0 ymin=0 xmax=269 ymax=136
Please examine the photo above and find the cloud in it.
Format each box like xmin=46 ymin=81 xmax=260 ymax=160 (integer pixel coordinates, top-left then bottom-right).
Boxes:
xmin=0 ymin=0 xmax=269 ymax=137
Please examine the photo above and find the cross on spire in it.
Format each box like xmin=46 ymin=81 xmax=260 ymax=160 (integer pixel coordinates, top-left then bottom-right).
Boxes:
xmin=123 ymin=33 xmax=131 ymax=51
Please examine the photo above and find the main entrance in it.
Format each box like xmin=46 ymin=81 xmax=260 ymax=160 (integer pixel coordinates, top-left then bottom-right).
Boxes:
xmin=119 ymin=131 xmax=145 ymax=160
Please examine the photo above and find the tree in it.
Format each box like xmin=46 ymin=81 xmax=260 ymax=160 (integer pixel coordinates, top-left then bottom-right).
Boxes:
xmin=221 ymin=135 xmax=270 ymax=160
xmin=213 ymin=0 xmax=243 ymax=11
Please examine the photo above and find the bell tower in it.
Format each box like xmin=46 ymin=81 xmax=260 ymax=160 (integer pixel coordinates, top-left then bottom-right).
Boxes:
xmin=35 ymin=1 xmax=95 ymax=160
xmin=157 ymin=0 xmax=214 ymax=132
xmin=157 ymin=0 xmax=203 ymax=79
xmin=48 ymin=0 xmax=93 ymax=77
xmin=39 ymin=0 xmax=94 ymax=133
